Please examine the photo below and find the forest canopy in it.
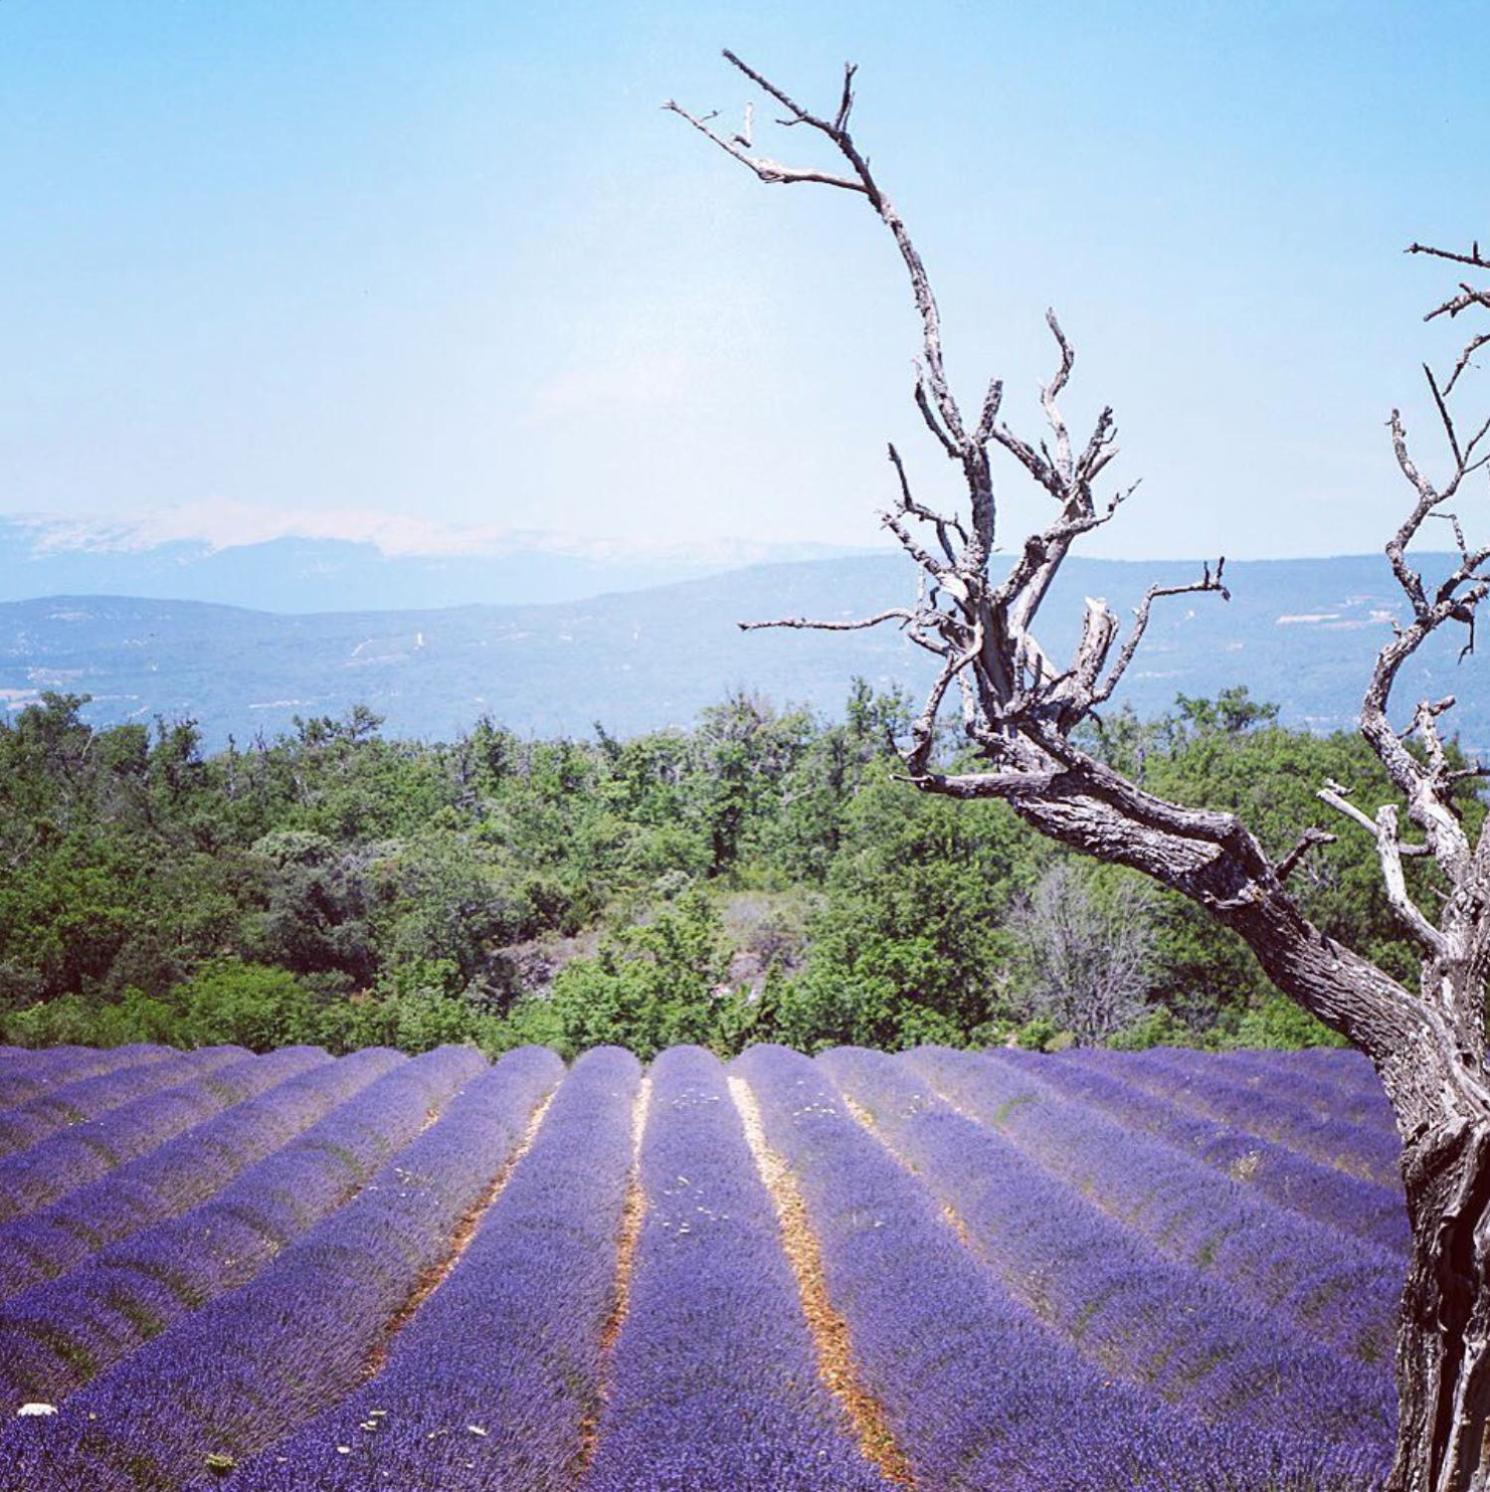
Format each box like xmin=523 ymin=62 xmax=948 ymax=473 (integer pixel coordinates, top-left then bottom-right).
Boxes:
xmin=0 ymin=684 xmax=1468 ymax=1058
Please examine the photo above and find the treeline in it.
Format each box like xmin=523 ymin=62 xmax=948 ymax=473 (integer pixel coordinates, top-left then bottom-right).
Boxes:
xmin=0 ymin=684 xmax=1474 ymax=1057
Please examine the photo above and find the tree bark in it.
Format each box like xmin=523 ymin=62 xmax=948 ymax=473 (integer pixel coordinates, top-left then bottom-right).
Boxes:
xmin=1393 ymin=1099 xmax=1490 ymax=1492
xmin=668 ymin=57 xmax=1490 ymax=1485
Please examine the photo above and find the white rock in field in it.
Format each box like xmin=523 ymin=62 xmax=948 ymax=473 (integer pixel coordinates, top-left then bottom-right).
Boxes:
xmin=18 ymin=1404 xmax=57 ymax=1417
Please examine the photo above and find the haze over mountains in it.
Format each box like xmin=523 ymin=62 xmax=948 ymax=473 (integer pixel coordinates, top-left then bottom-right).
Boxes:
xmin=0 ymin=515 xmax=861 ymax=612
xmin=0 ymin=543 xmax=1483 ymax=753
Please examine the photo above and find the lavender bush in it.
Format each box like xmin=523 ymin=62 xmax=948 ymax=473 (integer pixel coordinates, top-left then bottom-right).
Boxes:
xmin=234 ymin=1045 xmax=634 ymax=1492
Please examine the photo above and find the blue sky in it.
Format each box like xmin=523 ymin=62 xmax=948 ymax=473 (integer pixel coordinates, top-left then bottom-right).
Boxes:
xmin=0 ymin=0 xmax=1484 ymax=559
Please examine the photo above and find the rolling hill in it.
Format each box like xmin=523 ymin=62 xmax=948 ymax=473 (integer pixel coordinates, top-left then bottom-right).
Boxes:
xmin=0 ymin=553 xmax=1483 ymax=750
xmin=0 ymin=517 xmax=859 ymax=612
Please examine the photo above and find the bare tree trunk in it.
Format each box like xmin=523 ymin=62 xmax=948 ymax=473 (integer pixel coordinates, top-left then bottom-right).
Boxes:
xmin=1009 ymin=861 xmax=1155 ymax=1044
xmin=1392 ymin=1095 xmax=1490 ymax=1492
xmin=668 ymin=53 xmax=1490 ymax=1486
xmin=1010 ymin=776 xmax=1490 ymax=1489
xmin=1007 ymin=784 xmax=1490 ymax=1492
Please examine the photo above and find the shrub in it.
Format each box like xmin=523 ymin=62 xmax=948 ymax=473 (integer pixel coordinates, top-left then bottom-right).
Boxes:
xmin=1015 ymin=1016 xmax=1067 ymax=1053
xmin=1226 ymin=991 xmax=1347 ymax=1050
xmin=514 ymin=890 xmax=735 ymax=1059
xmin=1107 ymin=1007 xmax=1198 ymax=1051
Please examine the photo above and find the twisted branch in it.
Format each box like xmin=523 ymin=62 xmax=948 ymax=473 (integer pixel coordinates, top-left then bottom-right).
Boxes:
xmin=673 ymin=54 xmax=1490 ymax=1088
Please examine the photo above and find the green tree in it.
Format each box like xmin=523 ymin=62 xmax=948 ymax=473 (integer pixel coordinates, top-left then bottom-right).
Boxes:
xmin=526 ymin=890 xmax=735 ymax=1058
xmin=775 ymin=760 xmax=1039 ymax=1049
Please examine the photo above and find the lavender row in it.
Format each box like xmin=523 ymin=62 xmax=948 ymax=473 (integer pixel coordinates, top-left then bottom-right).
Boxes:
xmin=911 ymin=1048 xmax=1402 ymax=1364
xmin=735 ymin=1045 xmax=1332 ymax=1492
xmin=0 ymin=1048 xmax=397 ymax=1298
xmin=581 ymin=1046 xmax=890 ymax=1492
xmin=1129 ymin=1044 xmax=1396 ymax=1131
xmin=1105 ymin=1048 xmax=1402 ymax=1187
xmin=0 ymin=1047 xmax=328 ymax=1224
xmin=823 ymin=1046 xmax=1393 ymax=1473
xmin=1024 ymin=1050 xmax=1410 ymax=1253
xmin=2 ymin=1047 xmax=560 ymax=1491
xmin=0 ymin=1045 xmax=483 ymax=1416
xmin=237 ymin=1046 xmax=636 ymax=1492
xmin=1282 ymin=1046 xmax=1386 ymax=1095
xmin=1217 ymin=1044 xmax=1385 ymax=1099
xmin=0 ymin=1046 xmax=175 ymax=1109
xmin=0 ymin=1044 xmax=141 ymax=1073
xmin=0 ymin=1046 xmax=243 ymax=1157
xmin=1179 ymin=1049 xmax=1395 ymax=1131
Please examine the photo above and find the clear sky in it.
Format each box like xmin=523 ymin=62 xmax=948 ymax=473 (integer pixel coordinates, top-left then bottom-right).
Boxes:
xmin=1 ymin=0 xmax=1485 ymax=560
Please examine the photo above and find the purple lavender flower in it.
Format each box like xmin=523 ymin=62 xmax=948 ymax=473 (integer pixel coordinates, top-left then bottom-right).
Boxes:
xmin=0 ymin=1046 xmax=557 ymax=1490
xmin=231 ymin=1046 xmax=635 ymax=1492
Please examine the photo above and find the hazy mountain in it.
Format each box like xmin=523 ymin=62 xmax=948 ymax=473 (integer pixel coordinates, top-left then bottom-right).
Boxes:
xmin=0 ymin=553 xmax=1482 ymax=752
xmin=0 ymin=516 xmax=862 ymax=612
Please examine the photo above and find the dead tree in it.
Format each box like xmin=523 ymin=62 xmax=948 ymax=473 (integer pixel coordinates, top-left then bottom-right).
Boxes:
xmin=669 ymin=54 xmax=1490 ymax=1492
xmin=1011 ymin=862 xmax=1156 ymax=1045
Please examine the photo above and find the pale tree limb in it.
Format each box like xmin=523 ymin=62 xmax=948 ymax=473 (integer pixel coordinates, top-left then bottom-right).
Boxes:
xmin=675 ymin=55 xmax=1490 ymax=1488
xmin=1090 ymin=561 xmax=1230 ymax=707
xmin=1274 ymin=826 xmax=1338 ymax=884
xmin=737 ymin=608 xmax=916 ymax=634
xmin=1319 ymin=784 xmax=1445 ymax=953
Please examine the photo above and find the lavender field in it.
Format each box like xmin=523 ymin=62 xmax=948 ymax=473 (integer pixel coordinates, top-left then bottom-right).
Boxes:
xmin=0 ymin=1041 xmax=1404 ymax=1492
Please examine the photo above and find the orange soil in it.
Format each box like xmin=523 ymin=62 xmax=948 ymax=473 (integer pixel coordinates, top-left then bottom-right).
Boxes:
xmin=727 ymin=1075 xmax=917 ymax=1490
xmin=361 ymin=1084 xmax=558 ymax=1380
xmin=573 ymin=1073 xmax=653 ymax=1471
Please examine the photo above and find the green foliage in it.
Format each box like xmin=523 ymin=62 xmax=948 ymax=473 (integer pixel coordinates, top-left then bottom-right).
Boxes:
xmin=770 ymin=760 xmax=1039 ymax=1051
xmin=1083 ymin=686 xmax=1480 ymax=1032
xmin=1225 ymin=990 xmax=1348 ymax=1051
xmin=0 ymin=682 xmax=1474 ymax=1058
xmin=3 ymin=989 xmax=181 ymax=1048
xmin=1015 ymin=1017 xmax=1065 ymax=1052
xmin=172 ymin=962 xmax=321 ymax=1049
xmin=1 ymin=962 xmax=505 ymax=1056
xmin=1106 ymin=1006 xmax=1196 ymax=1051
xmin=519 ymin=890 xmax=739 ymax=1059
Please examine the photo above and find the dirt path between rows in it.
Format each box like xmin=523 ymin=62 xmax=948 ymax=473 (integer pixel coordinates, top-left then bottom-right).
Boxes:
xmin=362 ymin=1080 xmax=560 ymax=1381
xmin=727 ymin=1074 xmax=916 ymax=1490
xmin=574 ymin=1072 xmax=653 ymax=1474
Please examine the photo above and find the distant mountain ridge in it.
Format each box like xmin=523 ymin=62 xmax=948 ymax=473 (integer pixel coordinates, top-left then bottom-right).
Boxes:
xmin=0 ymin=517 xmax=862 ymax=612
xmin=0 ymin=553 xmax=1483 ymax=751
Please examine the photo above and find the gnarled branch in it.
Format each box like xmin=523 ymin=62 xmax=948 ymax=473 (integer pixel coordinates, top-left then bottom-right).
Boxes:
xmin=673 ymin=53 xmax=1486 ymax=1069
xmin=676 ymin=59 xmax=1490 ymax=1488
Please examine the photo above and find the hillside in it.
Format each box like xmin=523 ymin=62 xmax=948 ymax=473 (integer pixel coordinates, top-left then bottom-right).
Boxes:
xmin=0 ymin=553 xmax=1482 ymax=749
xmin=0 ymin=1043 xmax=1397 ymax=1490
xmin=0 ymin=517 xmax=860 ymax=612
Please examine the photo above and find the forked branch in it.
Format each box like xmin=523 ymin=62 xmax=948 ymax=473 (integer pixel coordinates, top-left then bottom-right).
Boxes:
xmin=674 ymin=53 xmax=1229 ymax=774
xmin=1352 ymin=241 xmax=1490 ymax=914
xmin=673 ymin=53 xmax=1488 ymax=1078
xmin=675 ymin=56 xmax=1490 ymax=1491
